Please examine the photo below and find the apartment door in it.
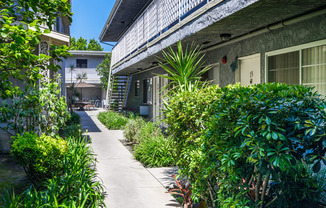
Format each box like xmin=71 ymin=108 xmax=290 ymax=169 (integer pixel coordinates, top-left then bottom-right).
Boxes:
xmin=239 ymin=53 xmax=261 ymax=85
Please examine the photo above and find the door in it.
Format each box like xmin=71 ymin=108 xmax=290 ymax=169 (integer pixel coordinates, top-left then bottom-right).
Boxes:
xmin=239 ymin=53 xmax=261 ymax=85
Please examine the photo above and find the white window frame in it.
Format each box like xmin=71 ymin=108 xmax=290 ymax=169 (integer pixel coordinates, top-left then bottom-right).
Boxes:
xmin=265 ymin=39 xmax=326 ymax=84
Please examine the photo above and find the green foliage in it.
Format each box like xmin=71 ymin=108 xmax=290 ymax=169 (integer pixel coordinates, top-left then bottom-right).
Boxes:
xmin=157 ymin=41 xmax=210 ymax=94
xmin=164 ymin=83 xmax=326 ymax=207
xmin=124 ymin=117 xmax=146 ymax=143
xmin=71 ymin=37 xmax=103 ymax=51
xmin=10 ymin=133 xmax=68 ymax=182
xmin=87 ymin=39 xmax=103 ymax=51
xmin=66 ymin=112 xmax=81 ymax=126
xmin=96 ymin=53 xmax=111 ymax=90
xmin=1 ymin=136 xmax=105 ymax=207
xmin=60 ymin=112 xmax=82 ymax=139
xmin=0 ymin=0 xmax=72 ymax=100
xmin=71 ymin=37 xmax=87 ymax=50
xmin=98 ymin=111 xmax=128 ymax=130
xmin=133 ymin=122 xmax=177 ymax=167
xmin=0 ymin=76 xmax=70 ymax=135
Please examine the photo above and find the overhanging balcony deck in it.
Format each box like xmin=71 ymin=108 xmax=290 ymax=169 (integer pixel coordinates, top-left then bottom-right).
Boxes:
xmin=110 ymin=0 xmax=223 ymax=68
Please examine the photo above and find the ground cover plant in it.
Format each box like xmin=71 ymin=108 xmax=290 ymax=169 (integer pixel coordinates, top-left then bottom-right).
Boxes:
xmin=164 ymin=83 xmax=326 ymax=207
xmin=98 ymin=111 xmax=128 ymax=130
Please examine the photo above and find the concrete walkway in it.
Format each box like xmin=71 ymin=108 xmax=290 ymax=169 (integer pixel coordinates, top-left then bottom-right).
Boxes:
xmin=77 ymin=110 xmax=179 ymax=208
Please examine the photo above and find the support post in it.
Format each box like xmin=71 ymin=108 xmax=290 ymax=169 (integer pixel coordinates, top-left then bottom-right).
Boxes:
xmin=105 ymin=66 xmax=112 ymax=110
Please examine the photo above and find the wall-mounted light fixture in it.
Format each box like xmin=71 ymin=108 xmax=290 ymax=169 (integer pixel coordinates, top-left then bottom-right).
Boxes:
xmin=220 ymin=33 xmax=232 ymax=42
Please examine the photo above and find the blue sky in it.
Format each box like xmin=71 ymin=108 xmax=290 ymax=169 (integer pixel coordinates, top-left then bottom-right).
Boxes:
xmin=70 ymin=0 xmax=115 ymax=51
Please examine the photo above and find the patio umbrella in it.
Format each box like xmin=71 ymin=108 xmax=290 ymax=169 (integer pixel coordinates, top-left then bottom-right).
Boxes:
xmin=74 ymin=82 xmax=96 ymax=101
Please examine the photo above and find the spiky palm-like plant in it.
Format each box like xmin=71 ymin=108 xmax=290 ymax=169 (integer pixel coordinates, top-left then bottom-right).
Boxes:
xmin=157 ymin=41 xmax=211 ymax=94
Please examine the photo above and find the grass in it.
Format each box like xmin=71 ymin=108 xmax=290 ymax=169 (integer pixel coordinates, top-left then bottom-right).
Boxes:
xmin=98 ymin=111 xmax=129 ymax=130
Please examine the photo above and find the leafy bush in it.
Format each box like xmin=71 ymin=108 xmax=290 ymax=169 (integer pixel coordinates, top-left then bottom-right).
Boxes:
xmin=60 ymin=124 xmax=82 ymax=139
xmin=66 ymin=111 xmax=81 ymax=126
xmin=10 ymin=132 xmax=68 ymax=182
xmin=133 ymin=122 xmax=177 ymax=167
xmin=164 ymin=83 xmax=326 ymax=207
xmin=124 ymin=117 xmax=146 ymax=143
xmin=1 ymin=136 xmax=105 ymax=207
xmin=98 ymin=111 xmax=128 ymax=130
xmin=0 ymin=76 xmax=70 ymax=135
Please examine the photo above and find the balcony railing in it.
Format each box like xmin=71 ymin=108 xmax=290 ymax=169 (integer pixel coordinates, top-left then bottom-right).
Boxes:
xmin=65 ymin=68 xmax=101 ymax=84
xmin=111 ymin=0 xmax=217 ymax=67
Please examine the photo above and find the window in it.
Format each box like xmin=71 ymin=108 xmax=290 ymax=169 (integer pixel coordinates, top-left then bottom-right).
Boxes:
xmin=267 ymin=40 xmax=326 ymax=96
xmin=76 ymin=59 xmax=87 ymax=68
xmin=135 ymin=80 xmax=140 ymax=96
xmin=143 ymin=79 xmax=152 ymax=104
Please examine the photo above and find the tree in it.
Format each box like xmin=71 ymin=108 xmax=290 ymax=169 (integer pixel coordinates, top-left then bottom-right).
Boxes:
xmin=87 ymin=38 xmax=103 ymax=51
xmin=96 ymin=53 xmax=111 ymax=89
xmin=71 ymin=37 xmax=87 ymax=50
xmin=0 ymin=0 xmax=72 ymax=100
xmin=70 ymin=37 xmax=103 ymax=51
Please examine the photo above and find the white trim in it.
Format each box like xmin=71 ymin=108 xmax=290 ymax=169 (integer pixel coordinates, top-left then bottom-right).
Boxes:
xmin=265 ymin=39 xmax=326 ymax=56
xmin=238 ymin=53 xmax=260 ymax=60
xmin=265 ymin=39 xmax=326 ymax=84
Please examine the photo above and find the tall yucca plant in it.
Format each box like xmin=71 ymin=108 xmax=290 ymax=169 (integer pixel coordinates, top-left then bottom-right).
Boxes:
xmin=157 ymin=41 xmax=211 ymax=94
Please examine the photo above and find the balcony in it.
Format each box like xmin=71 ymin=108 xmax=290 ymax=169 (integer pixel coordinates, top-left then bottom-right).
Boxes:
xmin=65 ymin=68 xmax=101 ymax=84
xmin=111 ymin=0 xmax=221 ymax=67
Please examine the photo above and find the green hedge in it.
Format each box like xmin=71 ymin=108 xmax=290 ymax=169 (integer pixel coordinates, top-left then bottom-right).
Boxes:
xmin=98 ymin=111 xmax=128 ymax=130
xmin=164 ymin=83 xmax=326 ymax=207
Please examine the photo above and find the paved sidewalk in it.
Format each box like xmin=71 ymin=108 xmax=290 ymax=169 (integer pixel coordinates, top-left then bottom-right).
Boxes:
xmin=77 ymin=110 xmax=179 ymax=208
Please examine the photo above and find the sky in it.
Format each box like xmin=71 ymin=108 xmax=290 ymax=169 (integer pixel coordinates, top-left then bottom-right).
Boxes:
xmin=70 ymin=0 xmax=116 ymax=51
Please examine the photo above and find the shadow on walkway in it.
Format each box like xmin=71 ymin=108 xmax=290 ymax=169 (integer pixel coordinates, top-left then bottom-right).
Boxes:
xmin=75 ymin=111 xmax=101 ymax=133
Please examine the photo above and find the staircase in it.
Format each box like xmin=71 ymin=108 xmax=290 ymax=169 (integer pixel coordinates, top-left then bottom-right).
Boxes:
xmin=108 ymin=75 xmax=131 ymax=111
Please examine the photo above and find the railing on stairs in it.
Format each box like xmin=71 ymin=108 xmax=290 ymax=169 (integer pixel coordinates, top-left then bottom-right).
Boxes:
xmin=108 ymin=75 xmax=131 ymax=111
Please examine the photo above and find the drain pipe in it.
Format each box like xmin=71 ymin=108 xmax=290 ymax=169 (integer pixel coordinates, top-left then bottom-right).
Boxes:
xmin=202 ymin=7 xmax=326 ymax=53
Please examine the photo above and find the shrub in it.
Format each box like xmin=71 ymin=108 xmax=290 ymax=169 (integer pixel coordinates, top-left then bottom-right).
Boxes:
xmin=60 ymin=123 xmax=82 ymax=139
xmin=2 ymin=136 xmax=105 ymax=207
xmin=10 ymin=132 xmax=68 ymax=182
xmin=66 ymin=111 xmax=81 ymax=126
xmin=164 ymin=83 xmax=326 ymax=207
xmin=98 ymin=111 xmax=128 ymax=130
xmin=134 ymin=122 xmax=177 ymax=167
xmin=124 ymin=116 xmax=146 ymax=143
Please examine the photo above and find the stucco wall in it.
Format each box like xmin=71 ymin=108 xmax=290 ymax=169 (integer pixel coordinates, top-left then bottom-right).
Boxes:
xmin=204 ymin=15 xmax=326 ymax=87
xmin=125 ymin=14 xmax=326 ymax=119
